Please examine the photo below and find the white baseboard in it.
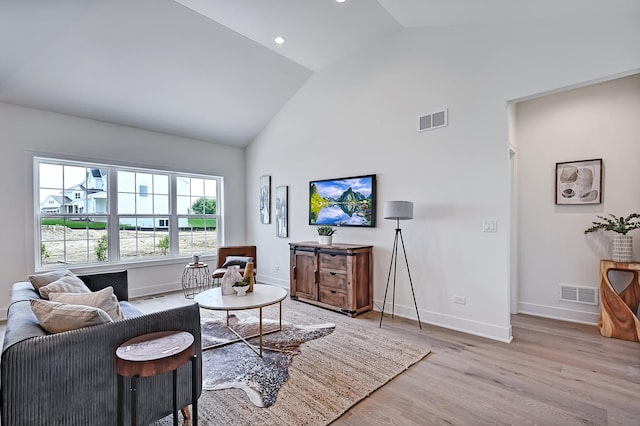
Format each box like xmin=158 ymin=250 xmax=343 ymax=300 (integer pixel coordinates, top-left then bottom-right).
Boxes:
xmin=376 ymin=299 xmax=513 ymax=343
xmin=256 ymin=274 xmax=290 ymax=289
xmin=129 ymin=281 xmax=183 ymax=299
xmin=517 ymin=302 xmax=599 ymax=325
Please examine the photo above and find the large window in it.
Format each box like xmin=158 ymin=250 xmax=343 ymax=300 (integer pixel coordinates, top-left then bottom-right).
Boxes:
xmin=36 ymin=157 xmax=221 ymax=268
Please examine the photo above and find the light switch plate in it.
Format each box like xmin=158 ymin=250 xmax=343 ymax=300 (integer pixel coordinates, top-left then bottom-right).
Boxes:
xmin=483 ymin=220 xmax=497 ymax=232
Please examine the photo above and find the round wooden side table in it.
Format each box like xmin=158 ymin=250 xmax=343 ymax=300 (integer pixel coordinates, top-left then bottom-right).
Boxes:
xmin=116 ymin=331 xmax=198 ymax=426
xmin=182 ymin=262 xmax=212 ymax=298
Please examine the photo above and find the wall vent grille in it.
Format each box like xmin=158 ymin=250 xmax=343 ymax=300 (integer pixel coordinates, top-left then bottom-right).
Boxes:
xmin=418 ymin=108 xmax=448 ymax=132
xmin=558 ymin=284 xmax=598 ymax=305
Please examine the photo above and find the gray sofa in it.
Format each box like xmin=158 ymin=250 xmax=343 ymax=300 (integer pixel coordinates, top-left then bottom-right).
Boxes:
xmin=1 ymin=270 xmax=202 ymax=426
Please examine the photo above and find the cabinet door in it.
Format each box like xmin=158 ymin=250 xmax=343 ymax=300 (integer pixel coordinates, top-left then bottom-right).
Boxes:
xmin=291 ymin=250 xmax=317 ymax=300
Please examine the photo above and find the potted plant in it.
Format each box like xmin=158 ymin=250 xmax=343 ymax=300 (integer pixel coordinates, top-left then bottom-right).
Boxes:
xmin=232 ymin=277 xmax=251 ymax=296
xmin=316 ymin=226 xmax=336 ymax=246
xmin=584 ymin=213 xmax=640 ymax=262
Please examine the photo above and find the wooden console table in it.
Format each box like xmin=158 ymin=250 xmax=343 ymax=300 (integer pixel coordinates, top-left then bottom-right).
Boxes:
xmin=598 ymin=260 xmax=640 ymax=342
xmin=289 ymin=242 xmax=373 ymax=317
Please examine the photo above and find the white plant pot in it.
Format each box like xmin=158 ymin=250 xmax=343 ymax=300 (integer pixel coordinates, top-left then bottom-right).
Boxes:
xmin=612 ymin=234 xmax=633 ymax=262
xmin=234 ymin=285 xmax=248 ymax=296
xmin=318 ymin=235 xmax=333 ymax=246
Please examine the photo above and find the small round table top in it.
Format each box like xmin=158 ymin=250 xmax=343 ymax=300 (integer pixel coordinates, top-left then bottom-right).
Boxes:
xmin=116 ymin=331 xmax=194 ymax=362
xmin=115 ymin=331 xmax=195 ymax=377
xmin=185 ymin=262 xmax=209 ymax=269
xmin=194 ymin=284 xmax=287 ymax=311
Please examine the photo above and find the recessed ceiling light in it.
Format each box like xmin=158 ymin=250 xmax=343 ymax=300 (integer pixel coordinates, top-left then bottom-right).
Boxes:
xmin=336 ymin=0 xmax=347 ymax=3
xmin=274 ymin=36 xmax=286 ymax=45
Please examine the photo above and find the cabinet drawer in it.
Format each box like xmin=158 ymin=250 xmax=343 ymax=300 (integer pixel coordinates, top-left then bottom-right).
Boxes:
xmin=319 ymin=287 xmax=348 ymax=309
xmin=318 ymin=270 xmax=347 ymax=290
xmin=319 ymin=253 xmax=347 ymax=271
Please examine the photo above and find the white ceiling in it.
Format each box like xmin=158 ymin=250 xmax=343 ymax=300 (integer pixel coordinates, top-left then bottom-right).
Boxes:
xmin=1 ymin=0 xmax=638 ymax=147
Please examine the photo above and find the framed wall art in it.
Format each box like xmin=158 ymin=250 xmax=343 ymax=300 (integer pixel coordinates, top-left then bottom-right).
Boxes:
xmin=555 ymin=158 xmax=602 ymax=205
xmin=275 ymin=185 xmax=288 ymax=238
xmin=309 ymin=174 xmax=376 ymax=227
xmin=259 ymin=175 xmax=271 ymax=224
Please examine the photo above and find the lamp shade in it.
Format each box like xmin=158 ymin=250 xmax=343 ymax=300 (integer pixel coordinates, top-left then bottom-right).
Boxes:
xmin=383 ymin=201 xmax=413 ymax=220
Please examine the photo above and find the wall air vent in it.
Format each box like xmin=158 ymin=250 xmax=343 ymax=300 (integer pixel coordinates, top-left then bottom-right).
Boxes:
xmin=418 ymin=108 xmax=448 ymax=132
xmin=558 ymin=284 xmax=598 ymax=306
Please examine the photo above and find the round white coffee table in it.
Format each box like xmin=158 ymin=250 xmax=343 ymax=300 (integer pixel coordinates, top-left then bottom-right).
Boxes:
xmin=194 ymin=284 xmax=288 ymax=357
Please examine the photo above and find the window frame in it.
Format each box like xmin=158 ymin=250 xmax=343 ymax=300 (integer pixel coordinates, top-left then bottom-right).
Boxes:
xmin=34 ymin=156 xmax=222 ymax=270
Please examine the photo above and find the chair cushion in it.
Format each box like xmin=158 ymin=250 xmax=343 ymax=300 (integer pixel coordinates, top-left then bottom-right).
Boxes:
xmin=222 ymin=256 xmax=254 ymax=268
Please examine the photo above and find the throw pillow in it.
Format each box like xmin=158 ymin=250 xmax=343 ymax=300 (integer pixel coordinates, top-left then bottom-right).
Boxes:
xmin=38 ymin=272 xmax=91 ymax=300
xmin=49 ymin=286 xmax=125 ymax=321
xmin=222 ymin=256 xmax=254 ymax=268
xmin=30 ymin=299 xmax=113 ymax=334
xmin=28 ymin=268 xmax=71 ymax=291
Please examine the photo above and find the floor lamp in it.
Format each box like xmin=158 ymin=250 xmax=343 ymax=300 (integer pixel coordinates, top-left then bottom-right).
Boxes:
xmin=379 ymin=201 xmax=422 ymax=329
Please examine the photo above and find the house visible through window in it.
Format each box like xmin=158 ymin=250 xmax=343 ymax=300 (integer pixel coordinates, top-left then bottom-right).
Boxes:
xmin=35 ymin=157 xmax=221 ymax=268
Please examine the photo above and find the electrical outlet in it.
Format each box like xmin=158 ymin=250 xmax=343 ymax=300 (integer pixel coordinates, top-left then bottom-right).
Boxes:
xmin=453 ymin=296 xmax=466 ymax=305
xmin=274 ymin=265 xmax=280 ymax=271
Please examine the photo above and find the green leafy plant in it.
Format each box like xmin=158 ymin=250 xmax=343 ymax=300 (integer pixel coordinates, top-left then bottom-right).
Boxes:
xmin=95 ymin=235 xmax=108 ymax=261
xmin=41 ymin=243 xmax=50 ymax=260
xmin=232 ymin=277 xmax=251 ymax=287
xmin=584 ymin=213 xmax=640 ymax=235
xmin=158 ymin=235 xmax=169 ymax=254
xmin=316 ymin=226 xmax=336 ymax=236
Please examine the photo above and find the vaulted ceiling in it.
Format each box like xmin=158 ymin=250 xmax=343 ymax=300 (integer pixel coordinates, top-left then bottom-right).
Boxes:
xmin=1 ymin=0 xmax=637 ymax=147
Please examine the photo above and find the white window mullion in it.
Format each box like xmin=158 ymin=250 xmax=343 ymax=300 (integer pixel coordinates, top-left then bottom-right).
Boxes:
xmin=169 ymin=174 xmax=179 ymax=256
xmin=108 ymin=167 xmax=120 ymax=261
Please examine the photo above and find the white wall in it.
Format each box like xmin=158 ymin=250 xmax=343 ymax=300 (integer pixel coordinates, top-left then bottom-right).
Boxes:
xmin=0 ymin=103 xmax=246 ymax=319
xmin=517 ymin=73 xmax=640 ymax=323
xmin=246 ymin=17 xmax=640 ymax=342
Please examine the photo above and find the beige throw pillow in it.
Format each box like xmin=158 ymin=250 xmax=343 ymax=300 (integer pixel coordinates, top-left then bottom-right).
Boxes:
xmin=49 ymin=286 xmax=125 ymax=321
xmin=38 ymin=273 xmax=91 ymax=299
xmin=28 ymin=269 xmax=71 ymax=291
xmin=30 ymin=299 xmax=113 ymax=334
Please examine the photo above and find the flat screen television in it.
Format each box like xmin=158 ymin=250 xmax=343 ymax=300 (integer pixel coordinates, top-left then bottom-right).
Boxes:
xmin=309 ymin=174 xmax=376 ymax=227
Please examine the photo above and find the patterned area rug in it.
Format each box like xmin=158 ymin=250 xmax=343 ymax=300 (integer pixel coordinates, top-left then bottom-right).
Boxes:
xmin=153 ymin=299 xmax=431 ymax=425
xmin=200 ymin=314 xmax=336 ymax=407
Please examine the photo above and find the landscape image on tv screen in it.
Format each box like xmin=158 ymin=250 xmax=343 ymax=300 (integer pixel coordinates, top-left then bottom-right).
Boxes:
xmin=309 ymin=174 xmax=376 ymax=227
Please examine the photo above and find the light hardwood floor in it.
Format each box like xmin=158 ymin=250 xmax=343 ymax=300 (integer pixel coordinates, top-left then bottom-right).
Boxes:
xmin=131 ymin=290 xmax=640 ymax=426
xmin=4 ymin=290 xmax=638 ymax=425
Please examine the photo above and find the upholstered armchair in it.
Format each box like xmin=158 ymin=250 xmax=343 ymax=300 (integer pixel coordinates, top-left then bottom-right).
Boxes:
xmin=212 ymin=245 xmax=257 ymax=284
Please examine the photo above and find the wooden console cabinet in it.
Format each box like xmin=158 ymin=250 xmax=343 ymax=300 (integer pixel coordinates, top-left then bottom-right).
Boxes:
xmin=289 ymin=242 xmax=373 ymax=317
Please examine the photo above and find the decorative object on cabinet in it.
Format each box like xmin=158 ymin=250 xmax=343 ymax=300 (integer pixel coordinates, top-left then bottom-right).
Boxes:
xmin=380 ymin=201 xmax=422 ymax=329
xmin=598 ymin=260 xmax=640 ymax=342
xmin=260 ymin=175 xmax=271 ymax=224
xmin=289 ymin=242 xmax=373 ymax=317
xmin=276 ymin=185 xmax=288 ymax=238
xmin=555 ymin=158 xmax=602 ymax=205
xmin=316 ymin=225 xmax=336 ymax=245
xmin=585 ymin=213 xmax=640 ymax=262
xmin=309 ymin=174 xmax=376 ymax=227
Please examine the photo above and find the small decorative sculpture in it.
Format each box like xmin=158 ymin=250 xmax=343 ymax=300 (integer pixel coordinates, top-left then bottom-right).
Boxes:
xmin=221 ymin=265 xmax=242 ymax=295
